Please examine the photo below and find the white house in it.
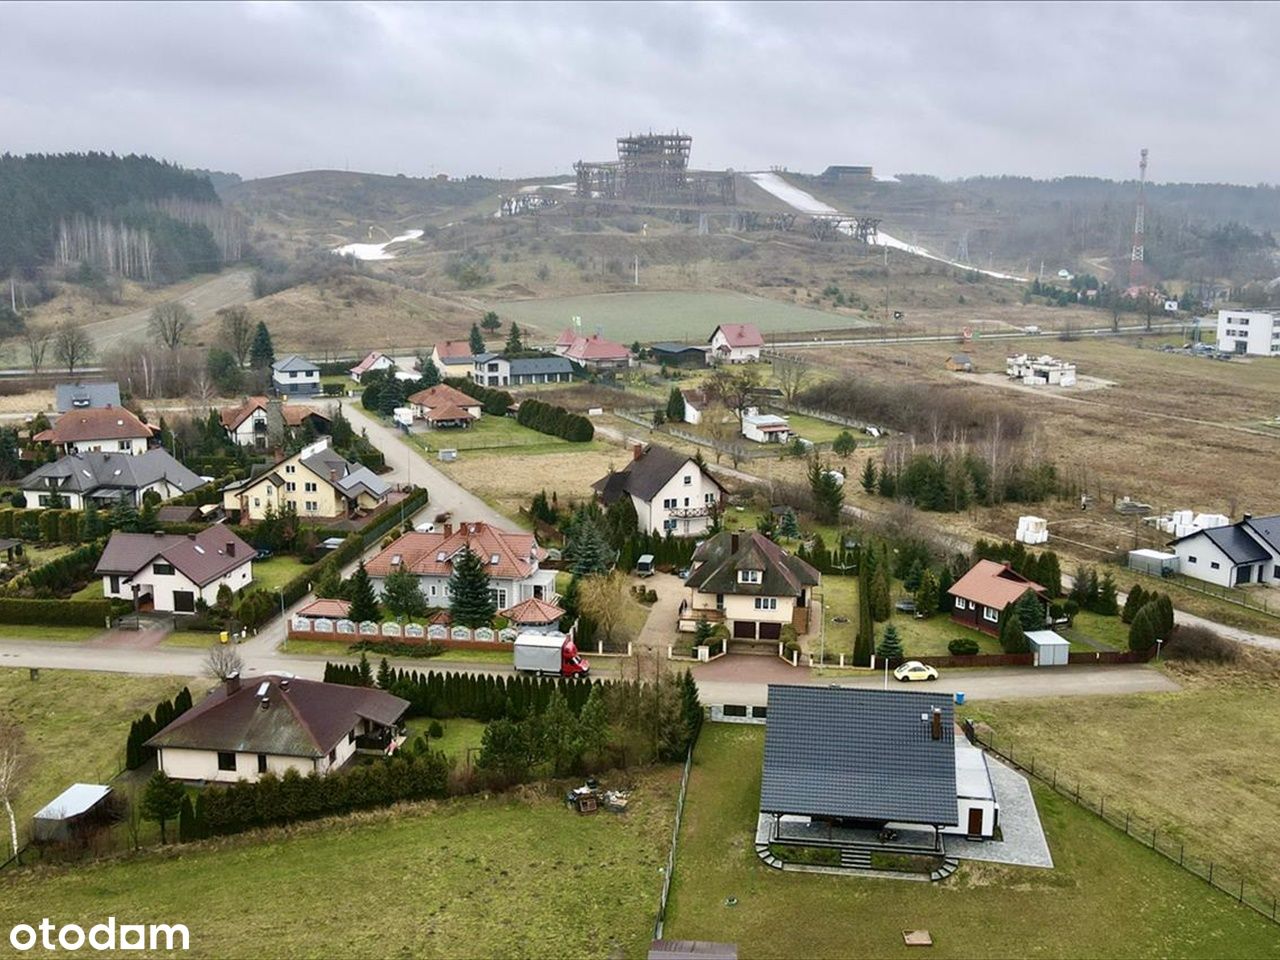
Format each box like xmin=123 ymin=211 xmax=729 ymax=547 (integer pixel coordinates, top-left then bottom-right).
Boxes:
xmin=349 ymin=351 xmax=397 ymax=383
xmin=681 ymin=388 xmax=707 ymax=426
xmin=218 ymin=396 xmax=331 ymax=450
xmin=21 ymin=450 xmax=206 ymax=510
xmin=147 ymin=674 xmax=408 ymax=783
xmin=472 ymin=353 xmax=575 ymax=387
xmin=31 ymin=406 xmax=156 ymax=456
xmin=741 ymin=408 xmax=792 ymax=444
xmin=1006 ymin=354 xmax=1077 ymax=387
xmin=365 ymin=521 xmax=557 ymax=611
xmin=593 ymin=443 xmax=725 ymax=536
xmin=708 ymin=323 xmax=764 ymax=364
xmin=1216 ymin=309 xmax=1280 ymax=357
xmin=1168 ymin=513 xmax=1280 ymax=588
xmin=271 ymin=355 xmax=322 ymax=396
xmin=95 ymin=527 xmax=255 ymax=613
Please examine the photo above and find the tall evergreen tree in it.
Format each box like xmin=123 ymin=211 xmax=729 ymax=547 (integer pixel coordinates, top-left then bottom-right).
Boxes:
xmin=469 ymin=323 xmax=485 ymax=355
xmin=914 ymin=568 xmax=940 ymax=618
xmin=382 ymin=568 xmax=427 ymax=620
xmin=1015 ymin=590 xmax=1046 ymax=631
xmin=1128 ymin=602 xmax=1160 ymax=651
xmin=504 ymin=322 xmax=524 ymax=354
xmin=860 ymin=459 xmax=877 ymax=494
xmin=854 ymin=554 xmax=875 ymax=666
xmin=807 ymin=457 xmax=844 ymax=524
xmin=1097 ymin=571 xmax=1120 ymax=616
xmin=249 ymin=321 xmax=275 ymax=369
xmin=346 ymin=560 xmax=381 ymax=623
xmin=568 ymin=516 xmax=611 ymax=576
xmin=999 ymin=614 xmax=1029 ymax=654
xmin=870 ymin=563 xmax=892 ymax=622
xmin=141 ymin=771 xmax=185 ymax=844
xmin=778 ymin=507 xmax=801 ymax=539
xmin=665 ymin=387 xmax=686 ymax=423
xmin=448 ymin=545 xmax=496 ymax=627
xmin=1121 ymin=584 xmax=1148 ymax=624
xmin=876 ymin=623 xmax=904 ymax=661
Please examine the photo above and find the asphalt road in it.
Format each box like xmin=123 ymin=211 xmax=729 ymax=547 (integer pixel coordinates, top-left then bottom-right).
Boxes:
xmin=80 ymin=269 xmax=256 ymax=350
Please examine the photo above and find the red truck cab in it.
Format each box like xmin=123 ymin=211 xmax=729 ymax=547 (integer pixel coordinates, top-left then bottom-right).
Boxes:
xmin=562 ymin=639 xmax=590 ymax=678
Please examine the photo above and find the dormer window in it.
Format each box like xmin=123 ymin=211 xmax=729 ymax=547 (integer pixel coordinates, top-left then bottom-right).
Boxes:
xmin=739 ymin=569 xmax=762 ymax=584
xmin=436 ymin=551 xmax=447 ymax=562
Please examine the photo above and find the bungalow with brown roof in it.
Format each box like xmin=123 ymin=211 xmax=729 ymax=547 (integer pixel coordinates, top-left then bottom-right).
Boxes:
xmin=500 ymin=596 xmax=565 ymax=633
xmin=32 ymin=406 xmax=156 ymax=456
xmin=95 ymin=527 xmax=254 ymax=613
xmin=147 ymin=674 xmax=409 ymax=783
xmin=947 ymin=559 xmax=1048 ymax=636
xmin=553 ymin=330 xmax=632 ymax=371
xmin=406 ymin=384 xmax=482 ymax=429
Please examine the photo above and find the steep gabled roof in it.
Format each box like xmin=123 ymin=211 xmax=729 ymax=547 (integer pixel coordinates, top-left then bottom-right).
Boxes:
xmin=366 ymin=522 xmax=541 ymax=581
xmin=685 ymin=531 xmax=819 ymax=597
xmin=761 ymin=685 xmax=958 ymax=825
xmin=21 ymin=450 xmax=205 ymax=496
xmin=709 ymin=323 xmax=764 ymax=349
xmin=55 ymin=382 xmax=121 ymax=413
xmin=555 ymin=328 xmax=578 ymax=348
xmin=948 ymin=559 xmax=1046 ymax=609
xmin=96 ymin=527 xmax=253 ymax=586
xmin=350 ymin=351 xmax=393 ymax=376
xmin=1243 ymin=515 xmax=1280 ymax=556
xmin=219 ymin=397 xmax=329 ymax=431
xmin=592 ymin=444 xmax=722 ymax=505
xmin=147 ymin=676 xmax=408 ymax=759
xmin=34 ymin=406 xmax=155 ymax=444
xmin=434 ymin=340 xmax=476 ymax=361
xmin=1171 ymin=523 xmax=1272 ymax=565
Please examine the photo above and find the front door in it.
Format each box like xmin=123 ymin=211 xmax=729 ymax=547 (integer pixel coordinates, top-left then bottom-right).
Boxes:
xmin=967 ymin=807 xmax=984 ymax=836
xmin=173 ymin=591 xmax=195 ymax=613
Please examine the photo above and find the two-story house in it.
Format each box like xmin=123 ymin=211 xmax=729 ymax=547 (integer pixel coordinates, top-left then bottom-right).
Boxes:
xmin=472 ymin=353 xmax=575 ymax=387
xmin=32 ymin=406 xmax=156 ymax=456
xmin=708 ymin=323 xmax=764 ymax=364
xmin=271 ymin=355 xmax=322 ymax=396
xmin=553 ymin=330 xmax=632 ymax=371
xmin=349 ymin=351 xmax=396 ymax=383
xmin=680 ymin=531 xmax=820 ymax=641
xmin=219 ymin=396 xmax=331 ymax=450
xmin=21 ymin=449 xmax=205 ymax=509
xmin=221 ymin=439 xmax=389 ymax=521
xmin=429 ymin=340 xmax=477 ymax=379
xmin=592 ymin=444 xmax=724 ymax=536
xmin=365 ymin=521 xmax=557 ymax=611
xmin=95 ymin=527 xmax=254 ymax=613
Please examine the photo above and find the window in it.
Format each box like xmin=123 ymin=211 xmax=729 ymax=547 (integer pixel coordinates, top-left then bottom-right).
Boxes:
xmin=109 ymin=575 xmax=120 ymax=593
xmin=1274 ymin=566 xmax=1280 ymax=580
xmin=257 ymin=754 xmax=268 ymax=774
xmin=253 ymin=498 xmax=261 ymax=508
xmin=663 ymin=498 xmax=677 ymax=509
xmin=705 ymin=493 xmax=716 ymax=504
xmin=305 ymin=501 xmax=319 ymax=513
xmin=285 ymin=465 xmax=296 ymax=474
xmin=1187 ymin=555 xmax=1197 ymax=564
xmin=289 ymin=370 xmax=298 ymax=378
xmin=217 ymin=752 xmax=236 ymax=771
xmin=754 ymin=597 xmax=777 ymax=610
xmin=489 ymin=589 xmax=508 ymax=609
xmin=738 ymin=569 xmax=762 ymax=584
xmin=305 ymin=482 xmax=317 ymax=492
xmin=663 ymin=518 xmax=677 ymax=531
xmin=348 ymin=729 xmax=356 ymax=744
xmin=982 ymin=606 xmax=999 ymax=623
xmin=285 ymin=482 xmax=296 ymax=492
xmin=683 ymin=475 xmax=692 ymax=485
xmin=683 ymin=497 xmax=690 ymax=507
xmin=1210 ymin=561 xmax=1220 ymax=570
xmin=153 ymin=561 xmax=175 ymax=576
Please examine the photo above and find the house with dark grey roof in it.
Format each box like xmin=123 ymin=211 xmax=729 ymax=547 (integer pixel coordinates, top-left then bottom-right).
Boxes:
xmin=96 ymin=527 xmax=254 ymax=613
xmin=54 ymin=381 xmax=121 ymax=413
xmin=221 ymin=438 xmax=389 ymax=521
xmin=681 ymin=531 xmax=819 ymax=640
xmin=21 ymin=449 xmax=206 ymax=510
xmin=271 ymin=354 xmax=321 ymax=395
xmin=471 ymin=352 xmax=575 ymax=387
xmin=1169 ymin=512 xmax=1280 ymax=588
xmin=760 ymin=686 xmax=998 ymax=852
xmin=148 ymin=674 xmax=408 ymax=783
xmin=592 ymin=443 xmax=724 ymax=537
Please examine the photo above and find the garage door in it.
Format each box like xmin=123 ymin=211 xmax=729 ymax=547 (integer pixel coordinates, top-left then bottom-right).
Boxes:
xmin=732 ymin=621 xmax=756 ymax=639
xmin=173 ymin=591 xmax=195 ymax=613
xmin=758 ymin=622 xmax=782 ymax=641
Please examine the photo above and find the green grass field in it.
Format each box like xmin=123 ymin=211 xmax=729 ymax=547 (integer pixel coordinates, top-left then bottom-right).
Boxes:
xmin=407 ymin=415 xmax=596 ymax=456
xmin=162 ymin=629 xmax=227 ymax=649
xmin=0 ymin=669 xmax=199 ymax=849
xmin=69 ymin=579 xmax=104 ymax=600
xmin=405 ymin=717 xmax=488 ymax=764
xmin=0 ymin=625 xmax=101 ymax=643
xmin=498 ymin=290 xmax=869 ymax=342
xmin=664 ymin=724 xmax=1280 ymax=959
xmin=247 ymin=556 xmax=312 ymax=593
xmin=0 ymin=769 xmax=680 ymax=958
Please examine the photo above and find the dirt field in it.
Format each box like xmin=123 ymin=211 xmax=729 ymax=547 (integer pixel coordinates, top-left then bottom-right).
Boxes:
xmin=436 ymin=446 xmax=631 ymax=519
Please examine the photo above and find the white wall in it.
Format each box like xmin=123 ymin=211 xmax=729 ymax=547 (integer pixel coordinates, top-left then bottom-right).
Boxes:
xmin=941 ymin=796 xmax=999 ymax=838
xmin=158 ymin=719 xmax=367 ymax=783
xmin=104 ymin=558 xmax=254 ymax=612
xmin=1217 ymin=310 xmax=1280 ymax=356
xmin=372 ymin=569 xmax=557 ymax=609
xmin=1172 ymin=533 xmax=1240 ymax=588
xmin=642 ymin=461 xmax=720 ymax=536
xmin=68 ymin=437 xmax=149 ymax=455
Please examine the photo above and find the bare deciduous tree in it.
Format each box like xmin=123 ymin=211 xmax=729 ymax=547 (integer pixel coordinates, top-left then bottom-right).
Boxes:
xmin=149 ymin=301 xmax=194 ymax=351
xmin=53 ymin=320 xmax=94 ymax=374
xmin=24 ymin=326 xmax=51 ymax=373
xmin=0 ymin=720 xmax=28 ymax=861
xmin=772 ymin=355 xmax=811 ymax=406
xmin=577 ymin=571 xmax=626 ymax=646
xmin=204 ymin=643 xmax=244 ymax=680
xmin=217 ymin=305 xmax=253 ymax=366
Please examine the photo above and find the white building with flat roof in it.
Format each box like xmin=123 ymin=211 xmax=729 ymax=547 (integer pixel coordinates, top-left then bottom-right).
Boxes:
xmin=1217 ymin=310 xmax=1280 ymax=356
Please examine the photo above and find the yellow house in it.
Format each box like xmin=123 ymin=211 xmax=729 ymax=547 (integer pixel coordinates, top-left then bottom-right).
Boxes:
xmin=678 ymin=531 xmax=820 ymax=642
xmin=221 ymin=439 xmax=390 ymax=521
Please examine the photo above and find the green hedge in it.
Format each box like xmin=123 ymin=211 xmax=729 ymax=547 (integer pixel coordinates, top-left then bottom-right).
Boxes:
xmin=0 ymin=597 xmax=111 ymax=626
xmin=18 ymin=540 xmax=106 ymax=594
xmin=447 ymin=377 xmax=513 ymax=417
xmin=360 ymin=487 xmax=430 ymax=547
xmin=516 ymin=398 xmax=593 ymax=442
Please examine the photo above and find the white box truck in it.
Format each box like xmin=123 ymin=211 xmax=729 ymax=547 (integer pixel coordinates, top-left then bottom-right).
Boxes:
xmin=513 ymin=632 xmax=590 ymax=678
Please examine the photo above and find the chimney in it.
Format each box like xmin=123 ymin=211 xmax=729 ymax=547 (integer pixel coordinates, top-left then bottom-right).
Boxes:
xmin=730 ymin=533 xmax=740 ymax=553
xmin=260 ymin=697 xmax=270 ymax=711
xmin=930 ymin=707 xmax=943 ymax=741
xmin=443 ymin=522 xmax=452 ymax=536
xmin=279 ymin=677 xmax=290 ymax=691
xmin=1242 ymin=512 xmax=1253 ymax=522
xmin=632 ymin=443 xmax=644 ymax=461
xmin=226 ymin=541 xmax=235 ymax=557
xmin=224 ymin=672 xmax=241 ymax=696
xmin=330 ymin=469 xmax=337 ymax=483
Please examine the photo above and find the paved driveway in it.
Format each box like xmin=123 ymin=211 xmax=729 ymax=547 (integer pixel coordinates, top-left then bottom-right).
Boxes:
xmin=632 ymin=573 xmax=686 ymax=653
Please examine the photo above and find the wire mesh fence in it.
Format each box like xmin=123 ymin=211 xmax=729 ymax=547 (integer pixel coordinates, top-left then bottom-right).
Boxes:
xmin=971 ymin=724 xmax=1279 ymax=925
xmin=653 ymin=742 xmax=696 ymax=940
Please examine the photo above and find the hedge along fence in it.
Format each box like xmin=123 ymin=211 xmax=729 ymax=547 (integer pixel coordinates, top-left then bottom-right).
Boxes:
xmin=10 ymin=540 xmax=107 ymax=595
xmin=515 ymin=397 xmax=594 ymax=442
xmin=0 ymin=597 xmax=112 ymax=626
xmin=359 ymin=487 xmax=429 ymax=548
xmin=447 ymin=378 xmax=514 ymax=417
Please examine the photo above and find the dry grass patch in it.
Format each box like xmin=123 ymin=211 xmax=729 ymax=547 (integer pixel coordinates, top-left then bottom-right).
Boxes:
xmin=437 ymin=447 xmax=631 ymax=518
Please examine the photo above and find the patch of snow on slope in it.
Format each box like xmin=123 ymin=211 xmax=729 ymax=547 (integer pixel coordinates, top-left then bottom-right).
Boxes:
xmin=332 ymin=229 xmax=424 ymax=261
xmin=745 ymin=172 xmax=1026 ymax=281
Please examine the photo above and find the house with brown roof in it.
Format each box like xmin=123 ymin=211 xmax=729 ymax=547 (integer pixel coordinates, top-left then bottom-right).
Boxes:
xmin=593 ymin=443 xmax=724 ymax=536
xmin=147 ymin=674 xmax=409 ymax=783
xmin=95 ymin=527 xmax=254 ymax=613
xmin=681 ymin=531 xmax=820 ymax=640
xmin=219 ymin=396 xmax=331 ymax=450
xmin=220 ymin=438 xmax=389 ymax=521
xmin=349 ymin=351 xmax=396 ymax=383
xmin=553 ymin=330 xmax=632 ymax=371
xmin=428 ymin=340 xmax=477 ymax=379
xmin=32 ymin=406 xmax=156 ymax=456
xmin=366 ymin=521 xmax=556 ymax=611
xmin=406 ymin=384 xmax=482 ymax=429
xmin=708 ymin=323 xmax=764 ymax=364
xmin=947 ymin=559 xmax=1048 ymax=636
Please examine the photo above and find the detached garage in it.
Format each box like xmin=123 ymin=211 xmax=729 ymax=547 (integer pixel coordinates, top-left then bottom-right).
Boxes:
xmin=1027 ymin=630 xmax=1070 ymax=667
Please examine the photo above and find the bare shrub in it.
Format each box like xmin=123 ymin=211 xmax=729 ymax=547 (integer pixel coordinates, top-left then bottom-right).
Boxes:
xmin=1164 ymin=625 xmax=1240 ymax=664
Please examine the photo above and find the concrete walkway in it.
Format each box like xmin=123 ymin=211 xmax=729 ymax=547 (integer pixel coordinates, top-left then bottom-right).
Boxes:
xmin=631 ymin=572 xmax=686 ymax=653
xmin=944 ymin=758 xmax=1053 ymax=868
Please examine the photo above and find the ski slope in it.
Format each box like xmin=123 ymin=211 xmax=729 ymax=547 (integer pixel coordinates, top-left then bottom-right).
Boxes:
xmin=745 ymin=172 xmax=1027 ymax=282
xmin=332 ymin=229 xmax=424 ymax=261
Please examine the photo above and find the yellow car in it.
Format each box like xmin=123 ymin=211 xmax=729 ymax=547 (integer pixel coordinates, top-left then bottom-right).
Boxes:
xmin=893 ymin=660 xmax=939 ymax=682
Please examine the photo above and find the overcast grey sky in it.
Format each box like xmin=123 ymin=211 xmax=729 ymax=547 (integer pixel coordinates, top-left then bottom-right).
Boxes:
xmin=3 ymin=1 xmax=1276 ymax=184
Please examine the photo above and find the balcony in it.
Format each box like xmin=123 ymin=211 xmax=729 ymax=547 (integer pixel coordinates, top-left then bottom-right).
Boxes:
xmin=666 ymin=505 xmax=710 ymax=519
xmin=679 ymin=599 xmax=724 ymax=622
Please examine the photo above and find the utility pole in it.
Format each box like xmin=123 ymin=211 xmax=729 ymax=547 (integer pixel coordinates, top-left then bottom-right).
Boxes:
xmin=634 ymin=255 xmax=639 ymax=287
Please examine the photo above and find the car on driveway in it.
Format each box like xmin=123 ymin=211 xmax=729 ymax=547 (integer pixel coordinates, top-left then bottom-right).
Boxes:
xmin=893 ymin=660 xmax=939 ymax=682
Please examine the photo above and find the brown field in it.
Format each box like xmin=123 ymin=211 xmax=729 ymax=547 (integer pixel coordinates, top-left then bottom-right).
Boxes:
xmin=436 ymin=446 xmax=630 ymax=519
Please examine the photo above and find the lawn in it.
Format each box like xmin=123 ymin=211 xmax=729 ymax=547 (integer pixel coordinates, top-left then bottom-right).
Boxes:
xmin=0 ymin=768 xmax=680 ymax=958
xmin=404 ymin=717 xmax=488 ymax=766
xmin=70 ymin=579 xmax=104 ymax=600
xmin=407 ymin=415 xmax=579 ymax=454
xmin=664 ymin=724 xmax=1280 ymax=959
xmin=778 ymin=412 xmax=853 ymax=445
xmin=247 ymin=555 xmax=312 ymax=593
xmin=162 ymin=629 xmax=227 ymax=649
xmin=961 ymin=652 xmax=1280 ymax=894
xmin=1060 ymin=610 xmax=1128 ymax=650
xmin=497 ymin=290 xmax=867 ymax=342
xmin=0 ymin=669 xmax=199 ymax=851
xmin=0 ymin=624 xmax=101 ymax=643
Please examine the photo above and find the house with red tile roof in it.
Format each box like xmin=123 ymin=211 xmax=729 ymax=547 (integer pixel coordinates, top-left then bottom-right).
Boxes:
xmin=947 ymin=559 xmax=1048 ymax=636
xmin=33 ymin=406 xmax=156 ymax=456
xmin=365 ymin=521 xmax=556 ymax=611
xmin=349 ymin=351 xmax=396 ymax=383
xmin=708 ymin=323 xmax=765 ymax=364
xmin=428 ymin=340 xmax=478 ymax=379
xmin=219 ymin=396 xmax=331 ymax=449
xmin=553 ymin=330 xmax=632 ymax=371
xmin=406 ymin=384 xmax=482 ymax=428
xmin=500 ymin=596 xmax=566 ymax=632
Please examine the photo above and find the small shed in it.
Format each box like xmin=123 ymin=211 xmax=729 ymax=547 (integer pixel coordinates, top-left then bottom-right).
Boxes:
xmin=1128 ymin=549 xmax=1179 ymax=578
xmin=1027 ymin=630 xmax=1070 ymax=667
xmin=946 ymin=353 xmax=974 ymax=373
xmin=32 ymin=783 xmax=113 ymax=842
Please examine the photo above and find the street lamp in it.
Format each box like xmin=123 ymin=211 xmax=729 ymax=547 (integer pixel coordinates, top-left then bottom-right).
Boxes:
xmin=278 ymin=588 xmax=286 ymax=651
xmin=1155 ymin=637 xmax=1163 ymax=661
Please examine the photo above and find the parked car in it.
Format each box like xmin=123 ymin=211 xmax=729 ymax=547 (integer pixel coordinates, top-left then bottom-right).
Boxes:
xmin=255 ymin=548 xmax=274 ymax=561
xmin=635 ymin=554 xmax=655 ymax=578
xmin=414 ymin=521 xmax=436 ymax=534
xmin=893 ymin=660 xmax=939 ymax=682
